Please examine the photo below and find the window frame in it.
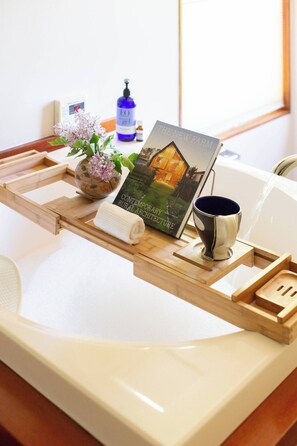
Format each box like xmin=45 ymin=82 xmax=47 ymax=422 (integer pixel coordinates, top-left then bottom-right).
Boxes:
xmin=179 ymin=0 xmax=290 ymax=141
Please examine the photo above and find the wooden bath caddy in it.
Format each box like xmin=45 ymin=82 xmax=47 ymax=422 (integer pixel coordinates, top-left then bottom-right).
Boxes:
xmin=1 ymin=151 xmax=297 ymax=344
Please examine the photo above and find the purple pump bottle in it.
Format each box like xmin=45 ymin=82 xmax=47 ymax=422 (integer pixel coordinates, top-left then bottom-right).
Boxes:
xmin=116 ymin=78 xmax=136 ymax=141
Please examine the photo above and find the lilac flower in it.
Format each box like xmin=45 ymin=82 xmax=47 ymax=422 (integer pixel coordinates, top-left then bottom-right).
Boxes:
xmin=88 ymin=152 xmax=115 ymax=182
xmin=50 ymin=111 xmax=136 ymax=177
xmin=53 ymin=121 xmax=77 ymax=146
xmin=73 ymin=110 xmax=101 ymax=141
xmin=53 ymin=110 xmax=103 ymax=147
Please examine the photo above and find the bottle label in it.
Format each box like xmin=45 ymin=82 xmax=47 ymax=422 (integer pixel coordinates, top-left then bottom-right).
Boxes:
xmin=116 ymin=107 xmax=136 ymax=134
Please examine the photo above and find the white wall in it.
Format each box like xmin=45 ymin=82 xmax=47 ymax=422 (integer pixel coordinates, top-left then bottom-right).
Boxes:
xmin=0 ymin=0 xmax=296 ymax=176
xmin=0 ymin=0 xmax=179 ymax=150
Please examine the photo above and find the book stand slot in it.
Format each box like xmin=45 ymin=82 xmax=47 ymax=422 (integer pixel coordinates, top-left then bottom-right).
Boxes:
xmin=0 ymin=151 xmax=297 ymax=344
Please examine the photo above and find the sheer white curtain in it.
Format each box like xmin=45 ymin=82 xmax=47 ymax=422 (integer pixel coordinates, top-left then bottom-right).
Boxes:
xmin=181 ymin=0 xmax=283 ymax=135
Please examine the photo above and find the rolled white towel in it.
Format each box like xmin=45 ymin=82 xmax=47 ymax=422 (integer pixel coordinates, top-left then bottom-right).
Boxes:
xmin=93 ymin=202 xmax=145 ymax=245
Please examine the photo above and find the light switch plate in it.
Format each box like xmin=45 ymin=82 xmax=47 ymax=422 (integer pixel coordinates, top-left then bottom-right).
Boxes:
xmin=54 ymin=94 xmax=87 ymax=124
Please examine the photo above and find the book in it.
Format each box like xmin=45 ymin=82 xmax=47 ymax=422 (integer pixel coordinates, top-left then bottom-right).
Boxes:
xmin=113 ymin=120 xmax=222 ymax=238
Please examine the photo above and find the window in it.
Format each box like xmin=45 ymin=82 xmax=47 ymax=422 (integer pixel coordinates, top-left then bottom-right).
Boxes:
xmin=180 ymin=0 xmax=290 ymax=139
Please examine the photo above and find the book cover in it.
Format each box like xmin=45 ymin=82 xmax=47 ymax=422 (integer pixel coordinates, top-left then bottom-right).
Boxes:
xmin=113 ymin=120 xmax=222 ymax=238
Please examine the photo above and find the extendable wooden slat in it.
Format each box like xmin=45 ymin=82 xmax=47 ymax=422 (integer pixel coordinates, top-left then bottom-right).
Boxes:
xmin=4 ymin=163 xmax=69 ymax=193
xmin=0 ymin=152 xmax=49 ymax=182
xmin=0 ymin=150 xmax=39 ymax=165
xmin=0 ymin=186 xmax=60 ymax=234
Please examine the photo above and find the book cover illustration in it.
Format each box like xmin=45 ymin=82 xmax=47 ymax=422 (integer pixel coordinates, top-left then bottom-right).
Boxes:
xmin=113 ymin=120 xmax=221 ymax=238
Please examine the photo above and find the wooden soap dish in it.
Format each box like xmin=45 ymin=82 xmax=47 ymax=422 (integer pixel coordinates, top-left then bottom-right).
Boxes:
xmin=256 ymin=270 xmax=297 ymax=322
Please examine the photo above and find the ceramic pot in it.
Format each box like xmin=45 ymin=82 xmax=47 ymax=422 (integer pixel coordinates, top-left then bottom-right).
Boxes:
xmin=75 ymin=158 xmax=121 ymax=199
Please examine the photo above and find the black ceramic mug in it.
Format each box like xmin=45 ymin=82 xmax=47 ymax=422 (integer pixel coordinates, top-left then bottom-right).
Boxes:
xmin=193 ymin=195 xmax=241 ymax=261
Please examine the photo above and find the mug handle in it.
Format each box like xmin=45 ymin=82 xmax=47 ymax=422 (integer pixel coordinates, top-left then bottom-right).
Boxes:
xmin=216 ymin=214 xmax=239 ymax=249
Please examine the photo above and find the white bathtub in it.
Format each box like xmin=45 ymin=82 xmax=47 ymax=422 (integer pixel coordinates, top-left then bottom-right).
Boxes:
xmin=1 ymin=149 xmax=297 ymax=446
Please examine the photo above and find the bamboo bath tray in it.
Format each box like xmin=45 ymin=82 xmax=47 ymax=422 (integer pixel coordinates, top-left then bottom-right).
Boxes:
xmin=1 ymin=151 xmax=297 ymax=344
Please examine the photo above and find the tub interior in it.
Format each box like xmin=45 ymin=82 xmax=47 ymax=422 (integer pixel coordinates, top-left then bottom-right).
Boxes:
xmin=1 ymin=158 xmax=297 ymax=342
xmin=17 ymin=229 xmax=241 ymax=342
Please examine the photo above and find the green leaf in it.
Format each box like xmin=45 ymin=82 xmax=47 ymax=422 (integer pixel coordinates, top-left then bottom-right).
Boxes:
xmin=110 ymin=152 xmax=119 ymax=161
xmin=66 ymin=147 xmax=80 ymax=157
xmin=101 ymin=134 xmax=114 ymax=150
xmin=72 ymin=140 xmax=84 ymax=149
xmin=120 ymin=155 xmax=135 ymax=172
xmin=90 ymin=133 xmax=99 ymax=145
xmin=85 ymin=144 xmax=94 ymax=158
xmin=128 ymin=152 xmax=138 ymax=166
xmin=49 ymin=136 xmax=68 ymax=146
xmin=113 ymin=158 xmax=122 ymax=174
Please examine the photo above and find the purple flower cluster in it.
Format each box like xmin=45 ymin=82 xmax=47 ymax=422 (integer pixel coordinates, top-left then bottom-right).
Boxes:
xmin=88 ymin=152 xmax=115 ymax=182
xmin=53 ymin=110 xmax=104 ymax=147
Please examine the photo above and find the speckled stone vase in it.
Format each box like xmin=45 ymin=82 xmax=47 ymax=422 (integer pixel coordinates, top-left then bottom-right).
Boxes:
xmin=75 ymin=158 xmax=121 ymax=199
